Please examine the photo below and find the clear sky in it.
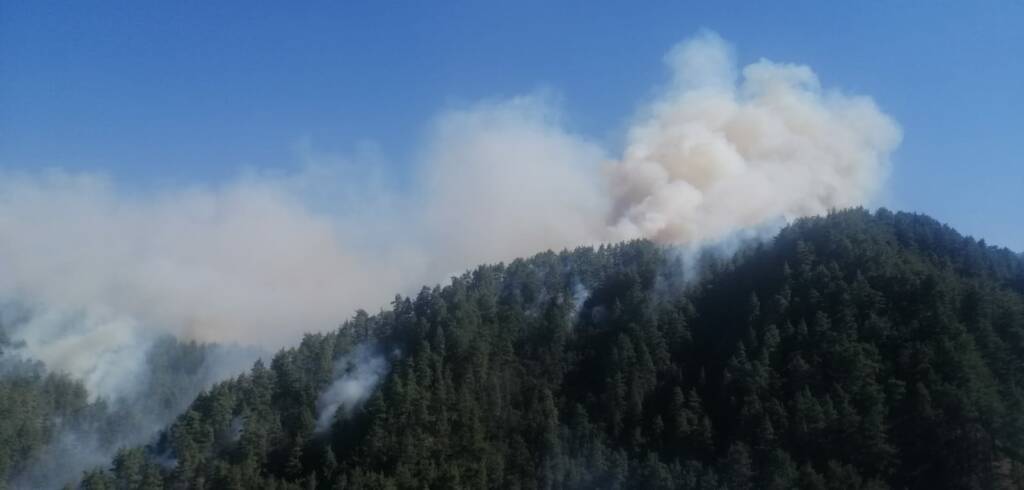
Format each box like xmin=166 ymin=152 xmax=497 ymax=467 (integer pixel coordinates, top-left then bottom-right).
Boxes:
xmin=1 ymin=1 xmax=1022 ymax=249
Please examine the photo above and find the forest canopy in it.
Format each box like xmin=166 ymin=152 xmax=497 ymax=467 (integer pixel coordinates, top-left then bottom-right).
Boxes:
xmin=4 ymin=208 xmax=1024 ymax=489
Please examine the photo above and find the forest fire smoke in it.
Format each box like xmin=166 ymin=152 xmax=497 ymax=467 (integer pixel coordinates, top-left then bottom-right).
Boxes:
xmin=0 ymin=31 xmax=900 ymax=385
xmin=607 ymin=31 xmax=901 ymax=243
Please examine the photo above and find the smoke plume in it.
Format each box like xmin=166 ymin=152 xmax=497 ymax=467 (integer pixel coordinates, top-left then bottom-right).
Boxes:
xmin=315 ymin=343 xmax=391 ymax=431
xmin=0 ymin=31 xmax=900 ymax=399
xmin=607 ymin=31 xmax=901 ymax=242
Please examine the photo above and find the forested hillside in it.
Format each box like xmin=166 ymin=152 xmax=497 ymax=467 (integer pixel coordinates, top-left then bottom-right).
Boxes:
xmin=0 ymin=335 xmax=259 ymax=489
xmin=39 ymin=209 xmax=1024 ymax=488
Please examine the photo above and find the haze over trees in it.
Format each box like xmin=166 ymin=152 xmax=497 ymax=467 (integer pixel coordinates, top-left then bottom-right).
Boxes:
xmin=0 ymin=334 xmax=260 ymax=488
xmin=4 ymin=208 xmax=1024 ymax=489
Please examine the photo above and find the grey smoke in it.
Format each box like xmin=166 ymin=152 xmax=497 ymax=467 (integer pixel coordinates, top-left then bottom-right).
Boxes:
xmin=1 ymin=306 xmax=262 ymax=489
xmin=228 ymin=415 xmax=245 ymax=443
xmin=571 ymin=280 xmax=590 ymax=317
xmin=315 ymin=343 xmax=391 ymax=432
xmin=11 ymin=427 xmax=112 ymax=489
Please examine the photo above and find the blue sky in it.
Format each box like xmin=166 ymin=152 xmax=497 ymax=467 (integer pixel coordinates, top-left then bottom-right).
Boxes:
xmin=2 ymin=1 xmax=1022 ymax=249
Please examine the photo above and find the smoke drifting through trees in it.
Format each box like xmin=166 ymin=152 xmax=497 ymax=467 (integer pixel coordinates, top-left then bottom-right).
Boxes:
xmin=315 ymin=343 xmax=392 ymax=432
xmin=0 ymin=330 xmax=263 ymax=488
xmin=0 ymin=30 xmax=900 ymax=444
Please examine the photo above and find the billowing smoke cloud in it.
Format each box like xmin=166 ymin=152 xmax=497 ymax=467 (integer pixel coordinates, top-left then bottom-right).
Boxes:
xmin=0 ymin=171 xmax=412 ymax=349
xmin=0 ymin=31 xmax=900 ymax=403
xmin=608 ymin=31 xmax=901 ymax=242
xmin=420 ymin=96 xmax=609 ymax=274
xmin=315 ymin=343 xmax=391 ymax=431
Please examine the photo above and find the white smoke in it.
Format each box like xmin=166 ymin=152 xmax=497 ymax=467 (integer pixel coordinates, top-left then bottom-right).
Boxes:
xmin=419 ymin=96 xmax=609 ymax=274
xmin=608 ymin=31 xmax=901 ymax=243
xmin=0 ymin=31 xmax=900 ymax=401
xmin=0 ymin=171 xmax=411 ymax=349
xmin=315 ymin=343 xmax=390 ymax=431
xmin=3 ymin=308 xmax=153 ymax=399
xmin=1 ymin=323 xmax=262 ymax=489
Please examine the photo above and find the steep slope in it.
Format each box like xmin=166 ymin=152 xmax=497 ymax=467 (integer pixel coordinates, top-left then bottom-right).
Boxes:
xmin=0 ymin=336 xmax=260 ymax=489
xmin=76 ymin=209 xmax=1024 ymax=489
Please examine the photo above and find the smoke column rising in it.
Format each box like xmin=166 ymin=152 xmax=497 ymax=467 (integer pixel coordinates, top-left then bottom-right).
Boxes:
xmin=608 ymin=31 xmax=901 ymax=243
xmin=0 ymin=31 xmax=900 ymax=399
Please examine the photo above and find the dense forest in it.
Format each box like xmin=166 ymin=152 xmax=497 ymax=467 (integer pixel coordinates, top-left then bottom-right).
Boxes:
xmin=6 ymin=208 xmax=1024 ymax=489
xmin=0 ymin=332 xmax=260 ymax=488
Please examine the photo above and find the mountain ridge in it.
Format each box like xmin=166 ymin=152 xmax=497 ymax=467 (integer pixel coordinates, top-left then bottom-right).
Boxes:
xmin=5 ymin=208 xmax=1024 ymax=489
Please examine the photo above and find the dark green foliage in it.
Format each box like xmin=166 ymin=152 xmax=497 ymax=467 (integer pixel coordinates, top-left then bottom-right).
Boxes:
xmin=0 ymin=334 xmax=257 ymax=488
xmin=0 ymin=357 xmax=90 ymax=486
xmin=43 ymin=209 xmax=1024 ymax=488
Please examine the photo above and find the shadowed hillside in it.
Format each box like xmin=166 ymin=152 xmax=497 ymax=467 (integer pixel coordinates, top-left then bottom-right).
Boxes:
xmin=26 ymin=209 xmax=1024 ymax=489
